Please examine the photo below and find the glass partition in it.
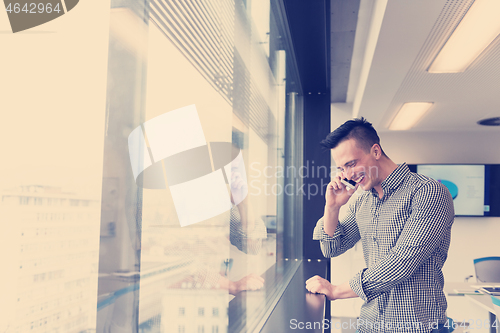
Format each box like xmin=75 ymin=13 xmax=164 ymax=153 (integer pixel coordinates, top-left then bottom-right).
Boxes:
xmin=0 ymin=2 xmax=109 ymax=331
xmin=0 ymin=0 xmax=304 ymax=332
xmin=97 ymin=0 xmax=304 ymax=332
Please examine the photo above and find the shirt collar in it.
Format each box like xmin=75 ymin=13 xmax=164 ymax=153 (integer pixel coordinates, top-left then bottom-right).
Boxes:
xmin=370 ymin=163 xmax=410 ymax=197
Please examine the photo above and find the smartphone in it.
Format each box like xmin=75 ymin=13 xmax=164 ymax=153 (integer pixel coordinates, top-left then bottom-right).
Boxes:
xmin=341 ymin=178 xmax=356 ymax=190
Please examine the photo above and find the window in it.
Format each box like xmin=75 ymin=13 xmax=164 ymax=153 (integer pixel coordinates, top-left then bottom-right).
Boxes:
xmin=95 ymin=0 xmax=304 ymax=332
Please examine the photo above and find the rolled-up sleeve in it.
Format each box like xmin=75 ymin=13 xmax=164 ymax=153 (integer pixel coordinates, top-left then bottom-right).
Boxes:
xmin=230 ymin=207 xmax=267 ymax=255
xmin=313 ymin=201 xmax=361 ymax=258
xmin=348 ymin=181 xmax=454 ymax=302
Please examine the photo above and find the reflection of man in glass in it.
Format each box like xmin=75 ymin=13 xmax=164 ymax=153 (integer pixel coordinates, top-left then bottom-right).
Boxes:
xmin=228 ymin=132 xmax=266 ymax=255
xmin=176 ymin=130 xmax=267 ymax=295
xmin=217 ymin=130 xmax=267 ymax=294
xmin=306 ymin=118 xmax=454 ymax=333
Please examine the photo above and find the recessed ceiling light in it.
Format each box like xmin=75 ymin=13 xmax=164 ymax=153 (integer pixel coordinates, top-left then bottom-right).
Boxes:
xmin=477 ymin=117 xmax=500 ymax=126
xmin=389 ymin=102 xmax=434 ymax=131
xmin=428 ymin=0 xmax=500 ymax=73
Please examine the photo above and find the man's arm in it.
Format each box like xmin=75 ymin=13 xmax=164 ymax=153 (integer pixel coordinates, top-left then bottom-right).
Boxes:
xmin=313 ymin=211 xmax=361 ymax=258
xmin=307 ymin=178 xmax=363 ymax=298
xmin=349 ymin=181 xmax=454 ymax=303
xmin=323 ymin=204 xmax=341 ymax=237
xmin=230 ymin=206 xmax=267 ymax=255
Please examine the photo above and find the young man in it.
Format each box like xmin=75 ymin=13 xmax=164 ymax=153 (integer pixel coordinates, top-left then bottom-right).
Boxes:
xmin=305 ymin=118 xmax=454 ymax=333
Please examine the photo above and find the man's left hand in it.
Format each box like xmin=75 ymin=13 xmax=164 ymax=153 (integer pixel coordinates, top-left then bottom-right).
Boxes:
xmin=305 ymin=275 xmax=335 ymax=300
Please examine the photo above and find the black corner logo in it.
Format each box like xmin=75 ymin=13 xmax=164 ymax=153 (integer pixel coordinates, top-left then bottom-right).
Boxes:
xmin=4 ymin=0 xmax=79 ymax=33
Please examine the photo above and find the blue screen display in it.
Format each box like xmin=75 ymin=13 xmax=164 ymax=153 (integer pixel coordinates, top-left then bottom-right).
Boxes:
xmin=408 ymin=164 xmax=500 ymax=217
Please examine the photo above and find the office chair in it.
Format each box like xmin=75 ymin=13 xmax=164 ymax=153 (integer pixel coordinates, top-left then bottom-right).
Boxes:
xmin=446 ymin=317 xmax=455 ymax=333
xmin=492 ymin=296 xmax=500 ymax=330
xmin=473 ymin=257 xmax=500 ymax=283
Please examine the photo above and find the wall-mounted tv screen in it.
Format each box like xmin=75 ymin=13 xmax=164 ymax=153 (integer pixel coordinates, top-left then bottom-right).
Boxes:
xmin=407 ymin=164 xmax=500 ymax=217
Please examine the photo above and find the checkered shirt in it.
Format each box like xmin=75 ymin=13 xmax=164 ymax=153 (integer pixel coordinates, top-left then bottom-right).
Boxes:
xmin=313 ymin=163 xmax=455 ymax=332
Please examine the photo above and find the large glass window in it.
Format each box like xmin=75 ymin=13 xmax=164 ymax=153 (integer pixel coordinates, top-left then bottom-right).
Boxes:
xmin=0 ymin=1 xmax=303 ymax=333
xmin=0 ymin=2 xmax=109 ymax=330
xmin=96 ymin=1 xmax=304 ymax=332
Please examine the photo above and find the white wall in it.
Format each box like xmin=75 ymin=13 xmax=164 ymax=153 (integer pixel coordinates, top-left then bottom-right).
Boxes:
xmin=379 ymin=130 xmax=500 ymax=165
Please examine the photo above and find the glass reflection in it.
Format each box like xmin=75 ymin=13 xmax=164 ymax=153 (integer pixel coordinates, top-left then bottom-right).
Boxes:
xmin=0 ymin=0 xmax=304 ymax=332
xmin=1 ymin=186 xmax=100 ymax=333
xmin=97 ymin=0 xmax=302 ymax=332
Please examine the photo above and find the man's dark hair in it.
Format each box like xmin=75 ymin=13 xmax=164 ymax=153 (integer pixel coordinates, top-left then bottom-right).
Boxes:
xmin=320 ymin=117 xmax=387 ymax=156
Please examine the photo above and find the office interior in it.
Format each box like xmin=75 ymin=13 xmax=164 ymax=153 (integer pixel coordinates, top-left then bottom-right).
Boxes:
xmin=1 ymin=0 xmax=500 ymax=332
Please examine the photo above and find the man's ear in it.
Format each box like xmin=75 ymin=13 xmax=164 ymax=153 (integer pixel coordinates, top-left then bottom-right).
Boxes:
xmin=372 ymin=144 xmax=381 ymax=160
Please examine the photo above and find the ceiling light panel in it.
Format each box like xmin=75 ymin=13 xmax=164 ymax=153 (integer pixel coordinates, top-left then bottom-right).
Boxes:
xmin=389 ymin=102 xmax=434 ymax=131
xmin=428 ymin=0 xmax=500 ymax=73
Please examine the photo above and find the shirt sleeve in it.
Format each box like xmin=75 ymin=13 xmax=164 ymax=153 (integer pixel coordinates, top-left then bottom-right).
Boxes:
xmin=349 ymin=181 xmax=454 ymax=302
xmin=230 ymin=206 xmax=267 ymax=255
xmin=313 ymin=199 xmax=361 ymax=258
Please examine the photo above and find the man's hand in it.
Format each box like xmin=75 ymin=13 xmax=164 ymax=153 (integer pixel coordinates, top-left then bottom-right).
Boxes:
xmin=305 ymin=275 xmax=335 ymax=300
xmin=323 ymin=176 xmax=358 ymax=236
xmin=306 ymin=277 xmax=359 ymax=300
xmin=229 ymin=273 xmax=265 ymax=295
xmin=325 ymin=175 xmax=357 ymax=209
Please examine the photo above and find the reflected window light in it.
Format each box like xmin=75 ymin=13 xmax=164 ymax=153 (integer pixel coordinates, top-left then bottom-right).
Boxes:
xmin=99 ymin=0 xmax=304 ymax=330
xmin=250 ymin=0 xmax=271 ymax=57
xmin=109 ymin=8 xmax=148 ymax=57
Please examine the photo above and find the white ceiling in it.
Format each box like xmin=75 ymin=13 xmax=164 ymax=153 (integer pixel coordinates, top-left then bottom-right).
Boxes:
xmin=347 ymin=0 xmax=500 ymax=133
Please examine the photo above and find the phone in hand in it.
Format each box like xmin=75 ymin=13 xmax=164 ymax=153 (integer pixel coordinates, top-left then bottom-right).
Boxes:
xmin=341 ymin=178 xmax=356 ymax=190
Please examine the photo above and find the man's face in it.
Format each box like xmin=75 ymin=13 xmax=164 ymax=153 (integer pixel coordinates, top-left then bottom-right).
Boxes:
xmin=331 ymin=138 xmax=379 ymax=191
